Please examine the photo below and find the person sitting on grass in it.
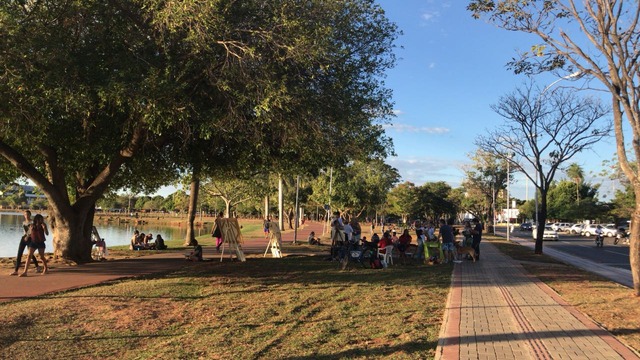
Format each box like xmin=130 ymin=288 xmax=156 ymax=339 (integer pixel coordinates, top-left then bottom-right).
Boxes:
xmin=307 ymin=231 xmax=321 ymax=245
xmin=130 ymin=230 xmax=144 ymax=250
xmin=155 ymin=234 xmax=167 ymax=250
xmin=186 ymin=240 xmax=203 ymax=262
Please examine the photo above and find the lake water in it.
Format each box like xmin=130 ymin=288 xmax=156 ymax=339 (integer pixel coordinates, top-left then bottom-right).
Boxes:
xmin=0 ymin=212 xmax=205 ymax=258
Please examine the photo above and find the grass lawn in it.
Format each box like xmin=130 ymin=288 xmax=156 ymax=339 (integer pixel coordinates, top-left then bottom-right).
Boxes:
xmin=488 ymin=237 xmax=640 ymax=354
xmin=0 ymin=255 xmax=452 ymax=359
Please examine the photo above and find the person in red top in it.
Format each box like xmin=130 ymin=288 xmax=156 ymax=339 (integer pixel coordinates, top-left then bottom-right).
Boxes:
xmin=397 ymin=229 xmax=412 ymax=253
xmin=378 ymin=231 xmax=393 ymax=248
xmin=19 ymin=214 xmax=49 ymax=276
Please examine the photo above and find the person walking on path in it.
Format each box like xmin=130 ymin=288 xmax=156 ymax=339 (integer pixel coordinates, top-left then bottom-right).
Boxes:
xmin=213 ymin=212 xmax=224 ymax=252
xmin=9 ymin=210 xmax=40 ymax=276
xmin=19 ymin=214 xmax=49 ymax=277
xmin=471 ymin=218 xmax=483 ymax=260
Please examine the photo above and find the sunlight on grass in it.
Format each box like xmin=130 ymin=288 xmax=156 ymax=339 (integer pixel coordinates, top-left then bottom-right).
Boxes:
xmin=0 ymin=256 xmax=452 ymax=359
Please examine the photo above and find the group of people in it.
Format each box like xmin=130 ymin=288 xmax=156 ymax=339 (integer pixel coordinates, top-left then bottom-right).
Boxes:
xmin=130 ymin=230 xmax=167 ymax=251
xmin=10 ymin=210 xmax=49 ymax=277
xmin=328 ymin=211 xmax=483 ymax=265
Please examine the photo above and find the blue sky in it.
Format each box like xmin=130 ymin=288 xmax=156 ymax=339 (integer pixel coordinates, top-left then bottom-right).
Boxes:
xmin=153 ymin=1 xmax=618 ymax=200
xmin=376 ymin=0 xmax=618 ymax=200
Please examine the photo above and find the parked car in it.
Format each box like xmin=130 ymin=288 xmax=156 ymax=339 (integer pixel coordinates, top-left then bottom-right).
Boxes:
xmin=520 ymin=222 xmax=533 ymax=231
xmin=581 ymin=224 xmax=601 ymax=237
xmin=603 ymin=225 xmax=618 ymax=237
xmin=533 ymin=226 xmax=559 ymax=241
xmin=569 ymin=224 xmax=584 ymax=234
xmin=551 ymin=222 xmax=572 ymax=232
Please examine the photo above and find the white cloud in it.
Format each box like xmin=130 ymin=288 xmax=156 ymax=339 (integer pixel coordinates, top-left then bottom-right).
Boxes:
xmin=392 ymin=109 xmax=404 ymax=116
xmin=387 ymin=156 xmax=464 ymax=187
xmin=384 ymin=123 xmax=450 ymax=134
xmin=428 ymin=62 xmax=436 ymax=69
xmin=421 ymin=11 xmax=440 ymax=22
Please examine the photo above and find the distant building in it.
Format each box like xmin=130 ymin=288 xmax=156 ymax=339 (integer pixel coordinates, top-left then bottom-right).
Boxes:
xmin=0 ymin=184 xmax=47 ymax=205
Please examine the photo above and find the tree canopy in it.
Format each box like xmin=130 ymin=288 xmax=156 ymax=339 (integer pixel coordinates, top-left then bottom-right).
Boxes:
xmin=0 ymin=0 xmax=399 ymax=262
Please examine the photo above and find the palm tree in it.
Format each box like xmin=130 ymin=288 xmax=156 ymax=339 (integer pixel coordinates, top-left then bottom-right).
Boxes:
xmin=566 ymin=163 xmax=584 ymax=205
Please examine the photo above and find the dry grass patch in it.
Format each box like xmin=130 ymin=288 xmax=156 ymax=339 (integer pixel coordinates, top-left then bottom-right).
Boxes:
xmin=0 ymin=256 xmax=452 ymax=359
xmin=489 ymin=238 xmax=640 ymax=353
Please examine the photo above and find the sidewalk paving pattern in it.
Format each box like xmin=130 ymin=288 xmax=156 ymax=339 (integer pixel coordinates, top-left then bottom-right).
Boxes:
xmin=436 ymin=241 xmax=640 ymax=360
xmin=2 ymin=221 xmax=639 ymax=360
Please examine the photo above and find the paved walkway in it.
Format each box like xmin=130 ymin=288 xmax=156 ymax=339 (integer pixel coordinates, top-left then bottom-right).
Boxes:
xmin=436 ymin=241 xmax=640 ymax=360
xmin=0 ymin=221 xmax=325 ymax=302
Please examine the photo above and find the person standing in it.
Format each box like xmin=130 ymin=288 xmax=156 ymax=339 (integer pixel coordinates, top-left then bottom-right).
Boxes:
xmin=263 ymin=217 xmax=271 ymax=240
xmin=439 ymin=218 xmax=455 ymax=264
xmin=212 ymin=212 xmax=224 ymax=252
xmin=350 ymin=218 xmax=362 ymax=244
xmin=415 ymin=223 xmax=425 ymax=260
xmin=343 ymin=220 xmax=354 ymax=243
xmin=471 ymin=218 xmax=483 ymax=260
xmin=10 ymin=210 xmax=40 ymax=275
xmin=19 ymin=214 xmax=49 ymax=276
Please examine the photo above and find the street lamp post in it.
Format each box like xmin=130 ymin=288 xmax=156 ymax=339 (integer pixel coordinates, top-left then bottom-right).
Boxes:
xmin=507 ymin=160 xmax=511 ymax=242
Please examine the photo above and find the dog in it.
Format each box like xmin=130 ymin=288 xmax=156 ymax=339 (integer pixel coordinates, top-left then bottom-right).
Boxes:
xmin=455 ymin=242 xmax=476 ymax=262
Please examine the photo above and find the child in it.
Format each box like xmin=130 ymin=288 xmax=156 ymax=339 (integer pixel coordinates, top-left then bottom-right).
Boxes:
xmin=186 ymin=240 xmax=203 ymax=262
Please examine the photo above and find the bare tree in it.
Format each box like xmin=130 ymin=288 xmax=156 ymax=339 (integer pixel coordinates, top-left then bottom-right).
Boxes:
xmin=469 ymin=0 xmax=640 ymax=296
xmin=476 ymin=83 xmax=611 ymax=254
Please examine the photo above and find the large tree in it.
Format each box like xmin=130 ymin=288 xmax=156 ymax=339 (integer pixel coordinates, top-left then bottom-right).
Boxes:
xmin=475 ymin=83 xmax=610 ymax=254
xmin=468 ymin=0 xmax=640 ymax=295
xmin=386 ymin=181 xmax=420 ymax=224
xmin=309 ymin=159 xmax=400 ymax=220
xmin=547 ymin=180 xmax=600 ymax=221
xmin=0 ymin=0 xmax=398 ymax=262
xmin=415 ymin=182 xmax=458 ymax=220
xmin=461 ymin=149 xmax=510 ymax=225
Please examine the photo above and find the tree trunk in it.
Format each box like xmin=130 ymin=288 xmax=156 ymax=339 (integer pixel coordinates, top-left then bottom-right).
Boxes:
xmin=51 ymin=205 xmax=95 ymax=264
xmin=534 ymin=193 xmax=547 ymax=255
xmin=224 ymin=199 xmax=231 ymax=218
xmin=184 ymin=172 xmax=200 ymax=246
xmin=631 ymin=205 xmax=640 ymax=296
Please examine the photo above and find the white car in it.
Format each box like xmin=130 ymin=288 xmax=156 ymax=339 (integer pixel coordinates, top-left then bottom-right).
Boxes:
xmin=569 ymin=224 xmax=584 ymax=234
xmin=603 ymin=225 xmax=617 ymax=237
xmin=533 ymin=226 xmax=559 ymax=241
xmin=552 ymin=222 xmax=572 ymax=232
xmin=581 ymin=224 xmax=601 ymax=237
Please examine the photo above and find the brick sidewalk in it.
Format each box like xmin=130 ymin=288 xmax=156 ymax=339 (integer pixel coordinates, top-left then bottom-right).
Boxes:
xmin=436 ymin=241 xmax=640 ymax=360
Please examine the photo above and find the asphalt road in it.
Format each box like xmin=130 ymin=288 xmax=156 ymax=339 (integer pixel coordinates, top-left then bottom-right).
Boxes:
xmin=495 ymin=228 xmax=631 ymax=271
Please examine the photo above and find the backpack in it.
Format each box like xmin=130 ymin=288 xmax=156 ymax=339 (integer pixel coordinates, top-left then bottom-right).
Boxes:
xmin=371 ymin=258 xmax=383 ymax=269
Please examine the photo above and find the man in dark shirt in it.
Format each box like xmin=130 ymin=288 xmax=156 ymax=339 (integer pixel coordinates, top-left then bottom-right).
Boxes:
xmin=471 ymin=218 xmax=483 ymax=260
xmin=439 ymin=218 xmax=455 ymax=264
